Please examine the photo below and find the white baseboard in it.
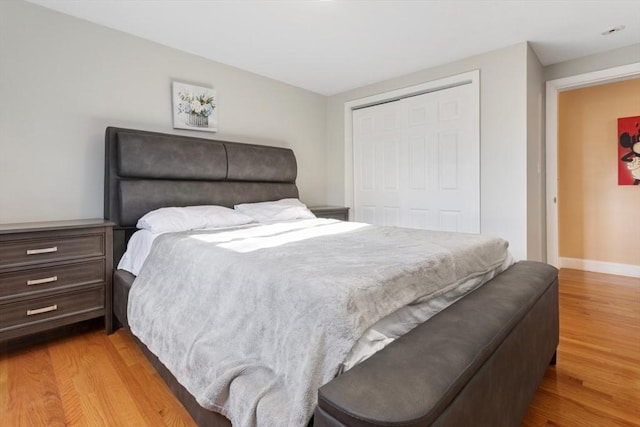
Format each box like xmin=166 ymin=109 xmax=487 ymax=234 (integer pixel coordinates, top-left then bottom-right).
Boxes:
xmin=559 ymin=257 xmax=640 ymax=278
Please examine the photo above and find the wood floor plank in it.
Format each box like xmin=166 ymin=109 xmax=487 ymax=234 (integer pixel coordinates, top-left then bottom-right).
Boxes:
xmin=103 ymin=330 xmax=195 ymax=426
xmin=538 ymin=365 xmax=638 ymax=424
xmin=0 ymin=351 xmax=9 ymax=427
xmin=48 ymin=335 xmax=87 ymax=426
xmin=6 ymin=345 xmax=66 ymax=426
xmin=78 ymin=330 xmax=148 ymax=427
xmin=522 ymin=269 xmax=640 ymax=426
xmin=526 ymin=387 xmax=638 ymax=427
xmin=107 ymin=326 xmax=143 ymax=368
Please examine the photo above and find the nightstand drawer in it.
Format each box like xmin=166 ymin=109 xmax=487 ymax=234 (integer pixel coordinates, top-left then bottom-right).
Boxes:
xmin=0 ymin=233 xmax=105 ymax=269
xmin=0 ymin=260 xmax=105 ymax=301
xmin=0 ymin=286 xmax=104 ymax=332
xmin=310 ymin=207 xmax=349 ymax=221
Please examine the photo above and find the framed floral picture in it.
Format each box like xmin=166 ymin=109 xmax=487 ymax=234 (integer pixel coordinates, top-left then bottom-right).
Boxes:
xmin=172 ymin=81 xmax=217 ymax=132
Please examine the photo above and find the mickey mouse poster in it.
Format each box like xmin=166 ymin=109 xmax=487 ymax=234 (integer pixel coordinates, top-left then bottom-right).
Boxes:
xmin=618 ymin=116 xmax=640 ymax=185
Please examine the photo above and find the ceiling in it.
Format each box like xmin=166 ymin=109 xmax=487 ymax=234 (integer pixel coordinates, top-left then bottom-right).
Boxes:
xmin=27 ymin=0 xmax=640 ymax=96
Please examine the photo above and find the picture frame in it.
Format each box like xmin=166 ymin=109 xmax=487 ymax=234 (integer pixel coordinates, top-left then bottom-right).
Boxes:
xmin=618 ymin=115 xmax=640 ymax=185
xmin=172 ymin=81 xmax=217 ymax=132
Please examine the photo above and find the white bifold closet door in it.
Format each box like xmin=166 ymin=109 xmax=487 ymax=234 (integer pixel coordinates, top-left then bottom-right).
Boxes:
xmin=352 ymin=83 xmax=479 ymax=233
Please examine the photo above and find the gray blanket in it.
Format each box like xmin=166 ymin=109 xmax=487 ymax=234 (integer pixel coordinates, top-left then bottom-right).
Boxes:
xmin=128 ymin=219 xmax=509 ymax=427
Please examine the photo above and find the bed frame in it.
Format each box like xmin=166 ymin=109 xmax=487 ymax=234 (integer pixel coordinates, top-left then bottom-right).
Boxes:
xmin=104 ymin=126 xmax=559 ymax=426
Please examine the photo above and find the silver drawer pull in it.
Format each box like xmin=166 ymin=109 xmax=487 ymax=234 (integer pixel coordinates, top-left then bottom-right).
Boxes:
xmin=27 ymin=276 xmax=58 ymax=286
xmin=26 ymin=246 xmax=58 ymax=255
xmin=27 ymin=304 xmax=58 ymax=316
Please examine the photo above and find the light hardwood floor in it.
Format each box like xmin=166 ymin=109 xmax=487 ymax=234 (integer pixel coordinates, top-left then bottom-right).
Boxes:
xmin=522 ymin=269 xmax=640 ymax=426
xmin=1 ymin=269 xmax=638 ymax=426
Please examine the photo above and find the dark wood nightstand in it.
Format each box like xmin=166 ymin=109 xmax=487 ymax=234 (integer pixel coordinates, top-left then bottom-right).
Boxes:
xmin=310 ymin=206 xmax=349 ymax=221
xmin=0 ymin=219 xmax=113 ymax=343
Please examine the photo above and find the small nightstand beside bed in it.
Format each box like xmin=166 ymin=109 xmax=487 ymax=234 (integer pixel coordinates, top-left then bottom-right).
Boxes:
xmin=104 ymin=127 xmax=558 ymax=427
xmin=0 ymin=219 xmax=113 ymax=345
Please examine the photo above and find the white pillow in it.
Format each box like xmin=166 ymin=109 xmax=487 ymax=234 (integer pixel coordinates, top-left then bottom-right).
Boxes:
xmin=234 ymin=198 xmax=316 ymax=222
xmin=137 ymin=205 xmax=254 ymax=233
xmin=187 ymin=205 xmax=256 ymax=228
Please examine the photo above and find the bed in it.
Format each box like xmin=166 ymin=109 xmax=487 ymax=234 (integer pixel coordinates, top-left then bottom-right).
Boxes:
xmin=104 ymin=126 xmax=559 ymax=427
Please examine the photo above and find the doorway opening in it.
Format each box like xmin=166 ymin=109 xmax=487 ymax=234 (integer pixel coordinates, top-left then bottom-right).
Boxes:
xmin=545 ymin=62 xmax=640 ymax=274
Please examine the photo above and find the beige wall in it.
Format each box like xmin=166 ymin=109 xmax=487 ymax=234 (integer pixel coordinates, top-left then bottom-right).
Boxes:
xmin=558 ymin=78 xmax=640 ymax=265
xmin=326 ymin=42 xmax=542 ymax=261
xmin=0 ymin=1 xmax=327 ymax=223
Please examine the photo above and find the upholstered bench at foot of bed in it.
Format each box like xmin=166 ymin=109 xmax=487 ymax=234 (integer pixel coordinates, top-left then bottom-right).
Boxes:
xmin=314 ymin=261 xmax=559 ymax=427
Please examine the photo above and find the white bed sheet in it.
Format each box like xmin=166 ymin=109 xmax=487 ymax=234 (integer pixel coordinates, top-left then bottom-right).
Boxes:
xmin=118 ymin=223 xmax=513 ymax=372
xmin=117 ymin=228 xmax=160 ymax=276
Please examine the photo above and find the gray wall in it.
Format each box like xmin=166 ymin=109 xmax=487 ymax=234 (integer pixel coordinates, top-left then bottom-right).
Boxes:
xmin=544 ymin=43 xmax=640 ymax=81
xmin=326 ymin=43 xmax=532 ymax=260
xmin=0 ymin=0 xmax=327 ymax=223
xmin=526 ymin=43 xmax=546 ymax=262
xmin=3 ymin=0 xmax=637 ymax=262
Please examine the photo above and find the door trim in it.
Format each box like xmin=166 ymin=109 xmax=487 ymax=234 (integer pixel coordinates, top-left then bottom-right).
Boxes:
xmin=344 ymin=70 xmax=480 ymax=220
xmin=545 ymin=62 xmax=640 ymax=267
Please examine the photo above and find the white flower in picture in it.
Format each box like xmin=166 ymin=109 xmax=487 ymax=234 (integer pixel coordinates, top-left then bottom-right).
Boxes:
xmin=172 ymin=82 xmax=217 ymax=132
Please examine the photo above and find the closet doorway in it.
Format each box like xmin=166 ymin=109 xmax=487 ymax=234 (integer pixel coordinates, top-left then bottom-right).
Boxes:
xmin=346 ymin=71 xmax=480 ymax=233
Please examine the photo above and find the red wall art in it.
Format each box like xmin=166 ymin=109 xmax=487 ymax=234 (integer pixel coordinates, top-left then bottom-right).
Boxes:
xmin=618 ymin=116 xmax=640 ymax=185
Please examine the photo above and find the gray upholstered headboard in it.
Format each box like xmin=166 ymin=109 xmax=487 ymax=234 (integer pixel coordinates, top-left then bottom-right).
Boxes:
xmin=104 ymin=126 xmax=299 ymax=263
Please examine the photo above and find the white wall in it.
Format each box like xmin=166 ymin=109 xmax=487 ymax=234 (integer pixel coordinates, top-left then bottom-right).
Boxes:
xmin=326 ymin=43 xmax=532 ymax=260
xmin=0 ymin=0 xmax=327 ymax=224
